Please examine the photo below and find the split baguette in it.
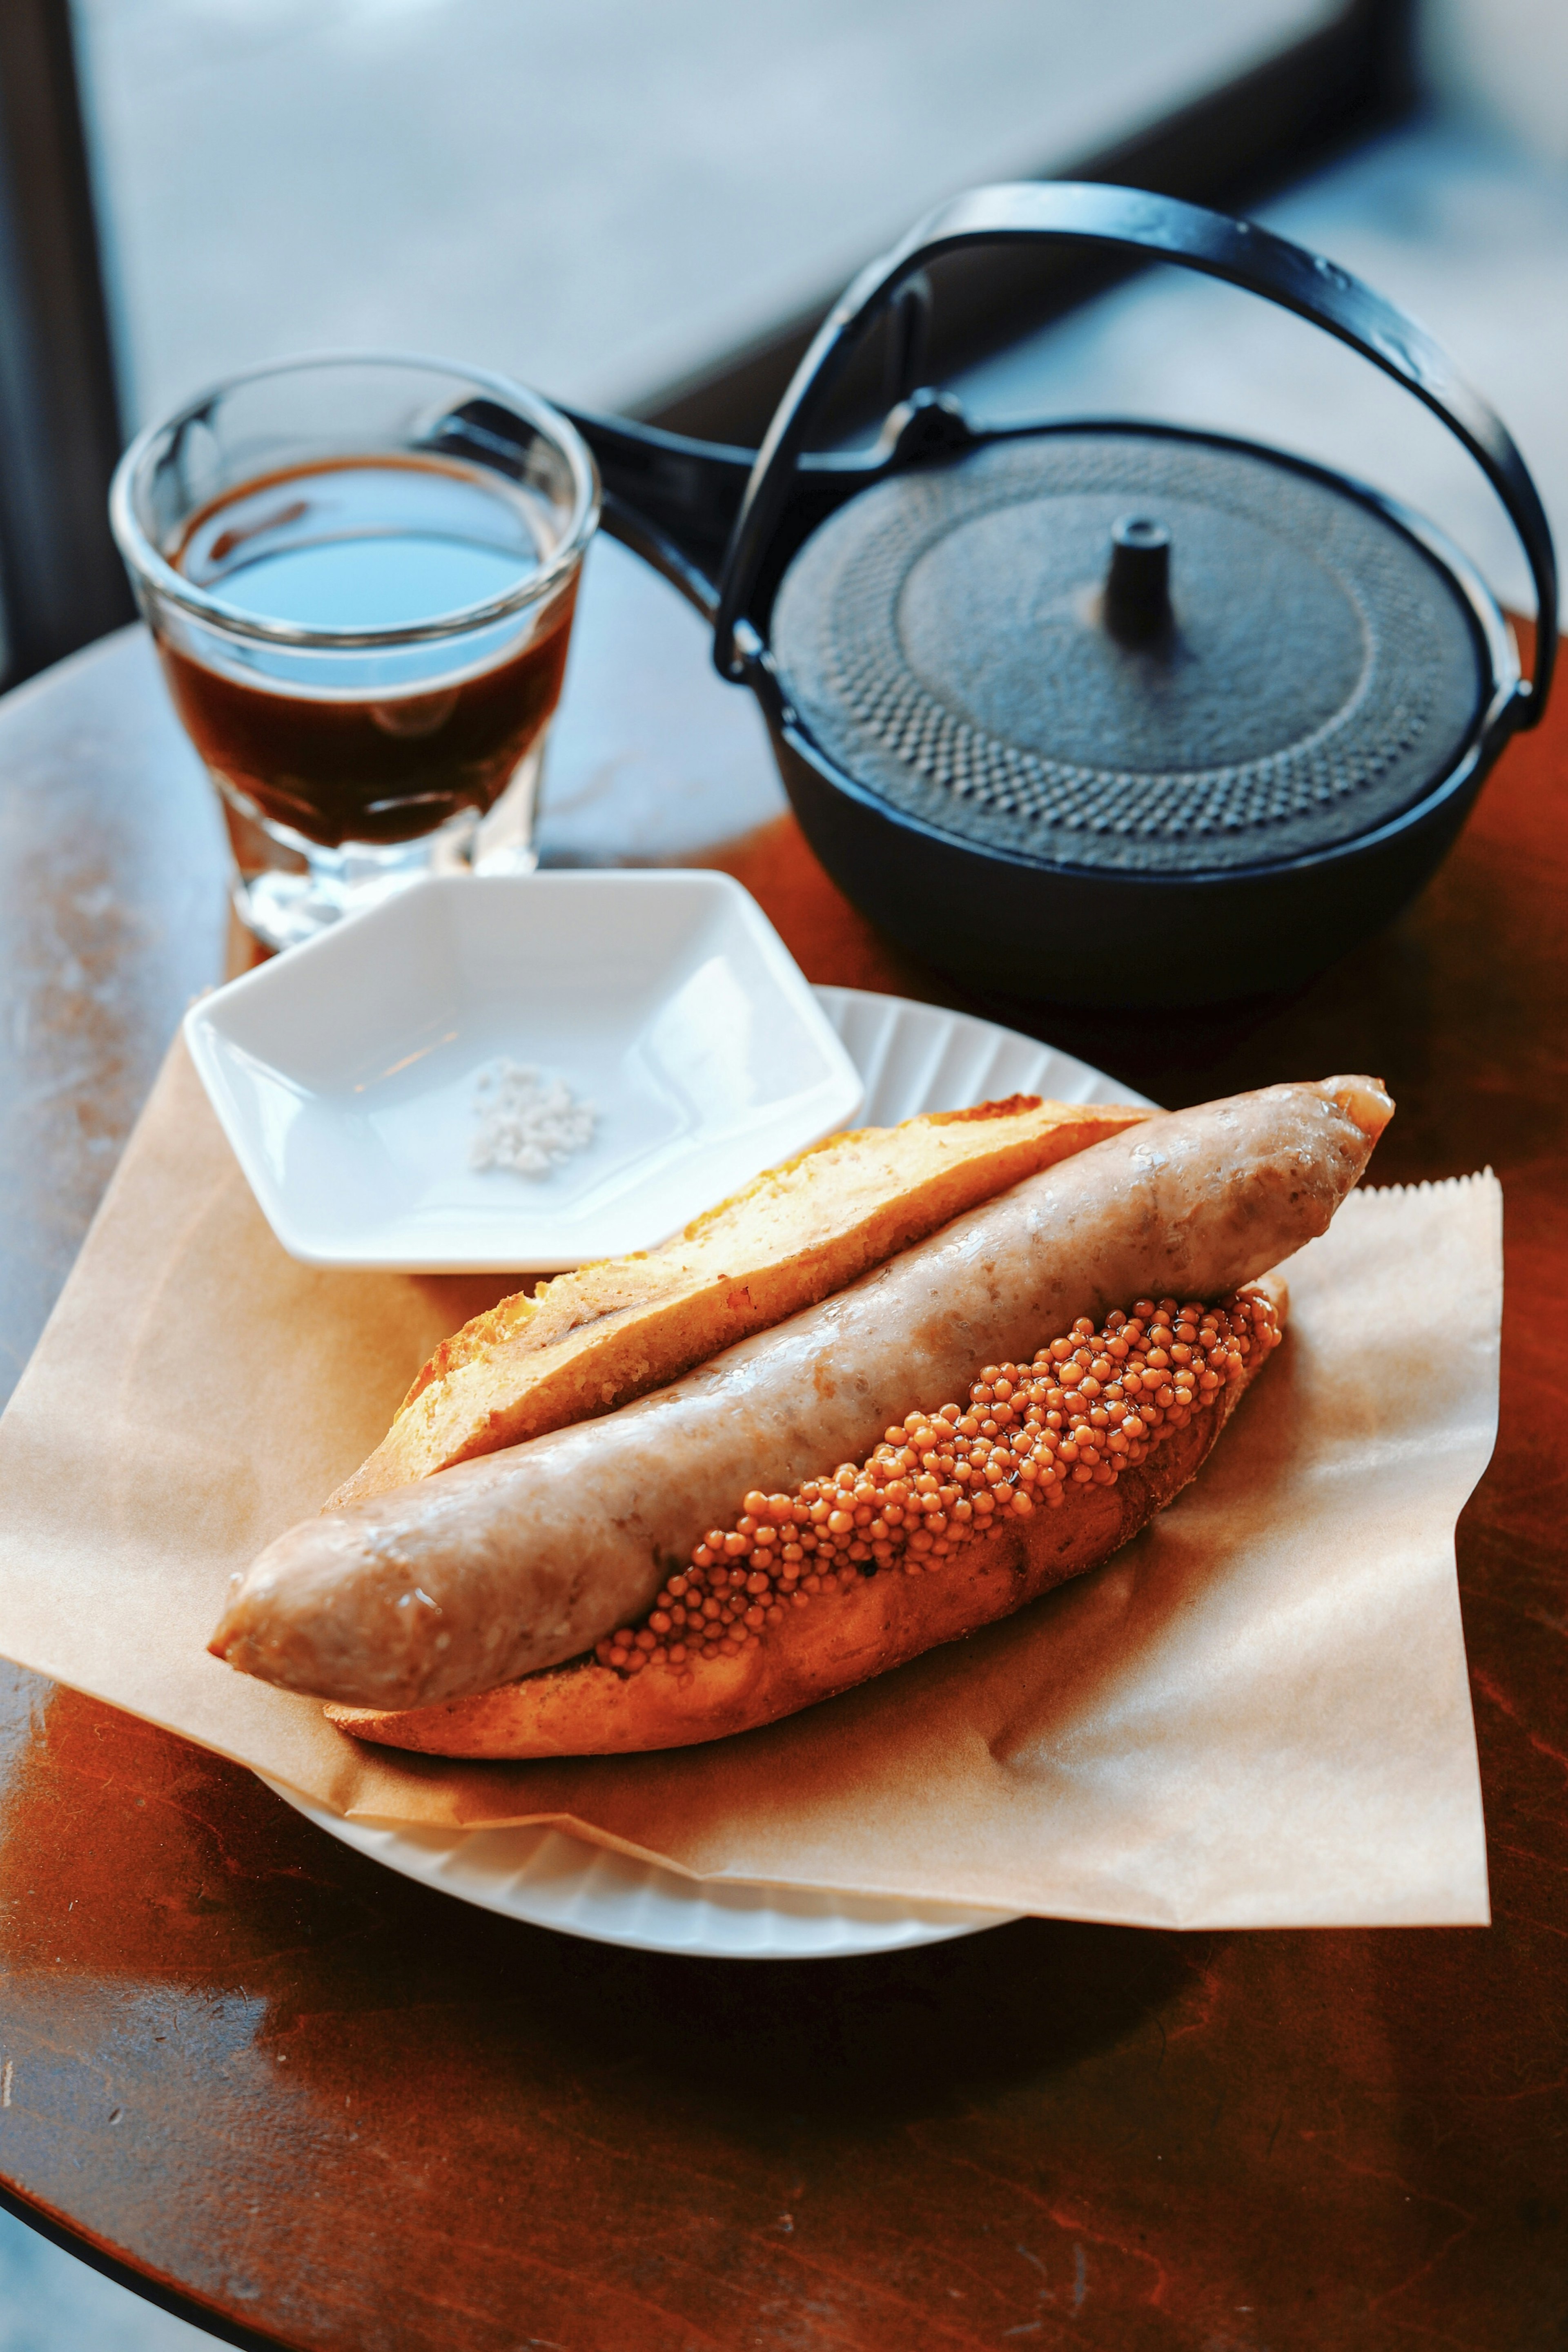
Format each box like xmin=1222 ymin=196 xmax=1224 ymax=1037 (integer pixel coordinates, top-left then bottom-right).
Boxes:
xmin=328 ymin=1273 xmax=1283 ymax=1758
xmin=213 ymin=1075 xmax=1391 ymax=1717
xmin=328 ymin=1091 xmax=1150 ymax=1508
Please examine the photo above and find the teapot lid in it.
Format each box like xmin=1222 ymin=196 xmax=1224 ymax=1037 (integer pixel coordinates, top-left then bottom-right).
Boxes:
xmin=769 ymin=430 xmax=1487 ymax=875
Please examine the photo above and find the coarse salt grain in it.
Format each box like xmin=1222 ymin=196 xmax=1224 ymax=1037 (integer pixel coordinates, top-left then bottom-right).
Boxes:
xmin=470 ymin=1059 xmax=595 ymax=1177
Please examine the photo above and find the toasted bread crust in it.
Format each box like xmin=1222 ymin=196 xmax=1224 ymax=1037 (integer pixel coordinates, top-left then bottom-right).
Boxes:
xmin=328 ymin=1331 xmax=1263 ymax=1758
xmin=327 ymin=1095 xmax=1148 ymax=1508
xmin=218 ymin=1082 xmax=1381 ymax=1714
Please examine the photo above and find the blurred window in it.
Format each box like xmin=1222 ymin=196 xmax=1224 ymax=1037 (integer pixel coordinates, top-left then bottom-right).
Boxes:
xmin=0 ymin=0 xmax=1398 ymax=683
xmin=74 ymin=0 xmax=1341 ymax=428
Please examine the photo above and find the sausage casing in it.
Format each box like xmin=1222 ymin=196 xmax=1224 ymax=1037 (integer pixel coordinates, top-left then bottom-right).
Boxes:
xmin=329 ymin=1274 xmax=1285 ymax=1757
xmin=210 ymin=1075 xmax=1390 ymax=1708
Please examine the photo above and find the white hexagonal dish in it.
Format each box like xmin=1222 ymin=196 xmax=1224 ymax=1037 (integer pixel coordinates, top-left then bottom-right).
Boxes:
xmin=183 ymin=870 xmax=865 ymax=1271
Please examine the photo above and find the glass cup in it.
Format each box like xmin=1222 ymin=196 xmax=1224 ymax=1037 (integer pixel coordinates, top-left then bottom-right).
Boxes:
xmin=110 ymin=354 xmax=599 ymax=950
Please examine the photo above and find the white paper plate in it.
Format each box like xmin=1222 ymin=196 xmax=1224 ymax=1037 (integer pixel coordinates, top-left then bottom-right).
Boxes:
xmin=265 ymin=986 xmax=1154 ymax=1959
xmin=259 ymin=1781 xmax=1012 ymax=1959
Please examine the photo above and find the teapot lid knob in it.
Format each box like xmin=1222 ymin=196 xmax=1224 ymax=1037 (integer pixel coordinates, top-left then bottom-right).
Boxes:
xmin=1104 ymin=515 xmax=1172 ymax=644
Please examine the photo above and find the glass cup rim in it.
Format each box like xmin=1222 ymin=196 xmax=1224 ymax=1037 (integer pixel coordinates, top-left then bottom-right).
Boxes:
xmin=108 ymin=349 xmax=602 ymax=651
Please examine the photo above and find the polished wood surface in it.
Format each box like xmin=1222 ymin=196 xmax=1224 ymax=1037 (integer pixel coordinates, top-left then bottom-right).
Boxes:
xmin=0 ymin=593 xmax=1564 ymax=2350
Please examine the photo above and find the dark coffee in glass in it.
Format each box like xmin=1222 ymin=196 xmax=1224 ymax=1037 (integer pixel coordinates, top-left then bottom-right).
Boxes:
xmin=111 ymin=359 xmax=599 ymax=950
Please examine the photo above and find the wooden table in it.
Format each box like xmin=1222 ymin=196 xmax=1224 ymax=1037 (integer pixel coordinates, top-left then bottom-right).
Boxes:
xmin=0 ymin=562 xmax=1564 ymax=2350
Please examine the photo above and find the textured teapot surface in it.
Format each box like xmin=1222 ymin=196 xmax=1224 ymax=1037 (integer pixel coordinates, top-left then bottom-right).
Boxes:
xmin=770 ymin=431 xmax=1487 ymax=876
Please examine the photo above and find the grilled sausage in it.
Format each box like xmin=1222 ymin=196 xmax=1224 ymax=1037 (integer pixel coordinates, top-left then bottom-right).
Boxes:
xmin=328 ymin=1273 xmax=1285 ymax=1757
xmin=210 ymin=1075 xmax=1390 ymax=1709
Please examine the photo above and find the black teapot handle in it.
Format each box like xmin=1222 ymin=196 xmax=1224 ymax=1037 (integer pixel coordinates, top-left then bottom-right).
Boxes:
xmin=713 ymin=181 xmax=1557 ymax=725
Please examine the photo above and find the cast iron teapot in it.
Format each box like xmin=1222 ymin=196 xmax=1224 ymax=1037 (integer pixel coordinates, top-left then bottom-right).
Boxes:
xmin=560 ymin=181 xmax=1556 ymax=1006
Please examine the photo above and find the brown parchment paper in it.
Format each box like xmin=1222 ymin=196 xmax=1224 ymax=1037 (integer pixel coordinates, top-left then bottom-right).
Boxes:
xmin=0 ymin=1037 xmax=1495 ymax=1928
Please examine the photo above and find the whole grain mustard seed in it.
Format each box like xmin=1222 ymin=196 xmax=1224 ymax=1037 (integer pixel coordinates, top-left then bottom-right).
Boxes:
xmin=595 ymin=1288 xmax=1281 ymax=1676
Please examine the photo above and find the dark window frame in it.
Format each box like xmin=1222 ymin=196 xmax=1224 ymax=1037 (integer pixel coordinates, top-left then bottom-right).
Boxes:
xmin=0 ymin=0 xmax=134 ymax=681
